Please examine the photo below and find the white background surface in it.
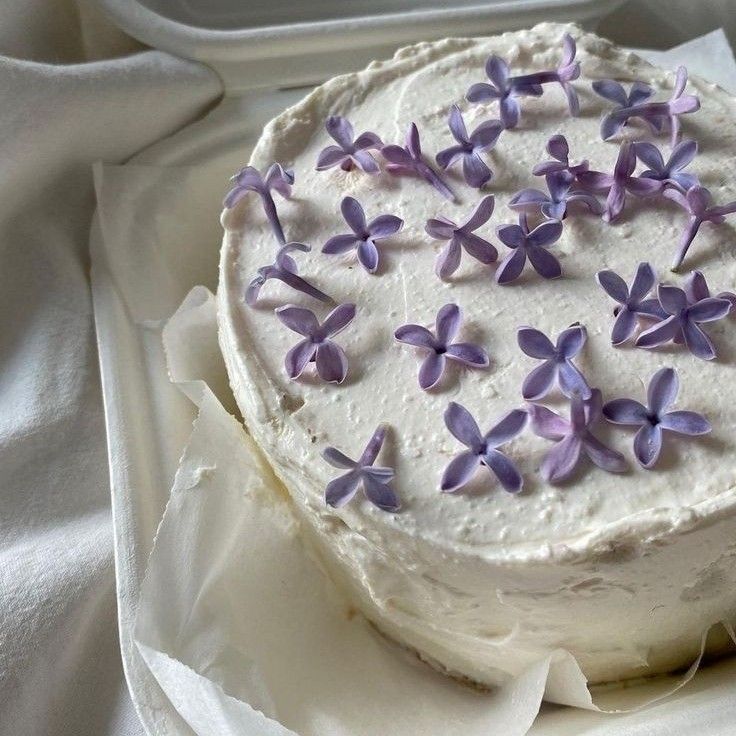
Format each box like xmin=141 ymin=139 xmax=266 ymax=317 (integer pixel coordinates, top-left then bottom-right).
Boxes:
xmin=2 ymin=1 xmax=736 ymax=735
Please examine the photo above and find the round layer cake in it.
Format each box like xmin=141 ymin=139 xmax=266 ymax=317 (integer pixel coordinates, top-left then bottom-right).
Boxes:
xmin=218 ymin=23 xmax=736 ymax=687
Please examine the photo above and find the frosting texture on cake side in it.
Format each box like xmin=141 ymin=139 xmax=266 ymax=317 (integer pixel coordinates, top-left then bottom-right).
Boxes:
xmin=218 ymin=23 xmax=736 ymax=686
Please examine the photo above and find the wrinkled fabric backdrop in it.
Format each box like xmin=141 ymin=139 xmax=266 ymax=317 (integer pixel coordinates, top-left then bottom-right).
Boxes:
xmin=0 ymin=1 xmax=733 ymax=734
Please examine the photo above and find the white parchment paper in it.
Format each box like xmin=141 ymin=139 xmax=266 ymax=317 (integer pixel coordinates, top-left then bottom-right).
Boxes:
xmin=95 ymin=31 xmax=736 ymax=736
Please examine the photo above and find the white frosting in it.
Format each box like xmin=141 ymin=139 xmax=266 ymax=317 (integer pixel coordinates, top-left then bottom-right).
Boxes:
xmin=218 ymin=23 xmax=736 ymax=686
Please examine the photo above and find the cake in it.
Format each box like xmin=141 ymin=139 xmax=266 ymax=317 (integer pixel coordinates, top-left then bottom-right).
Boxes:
xmin=217 ymin=23 xmax=736 ymax=688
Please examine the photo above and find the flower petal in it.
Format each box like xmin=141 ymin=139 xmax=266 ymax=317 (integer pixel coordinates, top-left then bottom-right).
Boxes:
xmin=394 ymin=323 xmax=435 ymax=348
xmin=341 ymin=196 xmax=367 ymax=234
xmin=509 ymin=188 xmax=550 ymax=210
xmin=610 ymin=308 xmax=638 ymax=345
xmin=435 ymin=145 xmax=466 ymax=170
xmin=527 ymin=220 xmax=563 ymax=248
xmin=483 ymin=449 xmax=523 ymax=493
xmin=285 ymin=339 xmax=317 ymax=378
xmin=633 ymin=141 xmax=665 ymax=173
xmin=688 ymin=297 xmax=732 ymax=323
xmin=500 ymin=95 xmax=520 ymax=129
xmin=445 ymin=342 xmax=489 ymax=368
xmin=629 ymin=81 xmax=655 ymax=105
xmin=325 ymin=470 xmax=361 ymax=507
xmin=466 ymin=82 xmax=498 ymax=104
xmin=636 ymin=315 xmax=680 ymax=348
xmin=496 ymin=224 xmax=525 ymax=249
xmin=322 ymin=233 xmax=360 ymax=254
xmin=603 ymin=398 xmax=648 ymax=425
xmin=658 ymin=284 xmax=688 ymax=314
xmin=517 ymin=326 xmax=555 ymax=358
xmin=558 ymin=360 xmax=592 ymax=399
xmin=634 ymin=424 xmax=663 ymax=468
xmin=630 ymin=262 xmax=657 ymax=302
xmin=527 ymin=246 xmax=562 ymax=280
xmin=359 ymin=424 xmax=387 ymax=466
xmin=435 ymin=303 xmax=461 ymax=344
xmin=684 ymin=270 xmax=710 ymax=303
xmin=659 ymin=410 xmax=711 ymax=436
xmin=485 ymin=55 xmax=509 ymax=88
xmin=596 ymin=269 xmax=629 ymax=303
xmin=557 ymin=324 xmax=587 ymax=358
xmin=484 ymin=408 xmax=528 ymax=447
xmin=352 ymin=150 xmax=380 ymax=174
xmin=317 ymin=146 xmax=350 ymax=170
xmin=546 ymin=134 xmax=569 ymax=162
xmin=470 ymin=119 xmax=504 ymax=150
xmin=495 ymin=248 xmax=527 ymax=284
xmin=425 ymin=217 xmax=457 ymax=240
xmin=325 ymin=115 xmax=354 ymax=148
xmin=357 ymin=240 xmax=380 ymax=273
xmin=276 ymin=305 xmax=320 ymax=336
xmin=522 ymin=360 xmax=557 ymax=401
xmin=444 ymin=402 xmax=483 ymax=448
xmin=647 ymin=367 xmax=679 ymax=414
xmin=583 ymin=434 xmax=627 ymax=473
xmin=320 ymin=302 xmax=356 ymax=337
xmin=353 ymin=131 xmax=382 ymax=150
xmin=668 ymin=139 xmax=698 ymax=171
xmin=447 ymin=104 xmax=469 ymax=144
xmin=322 ymin=447 xmax=357 ymax=469
xmin=380 ymin=144 xmax=413 ymax=166
xmin=314 ymin=341 xmax=348 ymax=383
xmin=528 ymin=404 xmax=569 ymax=440
xmin=592 ymin=79 xmax=628 ymax=106
xmin=440 ymin=451 xmax=480 ymax=492
xmin=418 ymin=352 xmax=446 ymax=390
xmin=682 ymin=320 xmax=717 ymax=361
xmin=460 ymin=194 xmax=495 ymax=232
xmin=459 ymin=233 xmax=498 ymax=265
xmin=462 ymin=153 xmax=492 ymax=188
xmin=435 ymin=240 xmax=462 ymax=279
xmin=368 ymin=214 xmax=403 ymax=239
xmin=362 ymin=474 xmax=401 ymax=511
xmin=541 ymin=435 xmax=582 ymax=484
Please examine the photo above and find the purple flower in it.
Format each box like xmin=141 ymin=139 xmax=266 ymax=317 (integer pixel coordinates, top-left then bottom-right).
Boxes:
xmin=509 ymin=171 xmax=602 ymax=220
xmin=224 ymin=163 xmax=294 ymax=244
xmin=635 ymin=283 xmax=731 ymax=361
xmin=599 ymin=66 xmax=700 ymax=147
xmin=578 ymin=142 xmax=662 ymax=223
xmin=592 ymin=78 xmax=655 ymax=112
xmin=425 ymin=195 xmax=498 ymax=279
xmin=603 ymin=367 xmax=710 ymax=468
xmin=495 ymin=214 xmax=563 ymax=284
xmin=435 ymin=105 xmax=503 ymax=188
xmin=634 ymin=139 xmax=699 ymax=192
xmin=322 ymin=425 xmax=400 ymax=511
xmin=440 ymin=402 xmax=527 ymax=493
xmin=322 ymin=196 xmax=403 ymax=274
xmin=245 ymin=242 xmax=331 ymax=306
xmin=275 ymin=302 xmax=356 ymax=383
xmin=381 ymin=123 xmax=456 ymax=201
xmin=394 ymin=304 xmax=489 ymax=390
xmin=517 ymin=324 xmax=591 ymax=401
xmin=466 ymin=55 xmax=543 ymax=129
xmin=532 ymin=134 xmax=589 ymax=177
xmin=663 ymin=185 xmax=736 ymax=270
xmin=595 ymin=262 xmax=666 ymax=345
xmin=316 ymin=115 xmax=383 ymax=174
xmin=529 ymin=390 xmax=627 ymax=484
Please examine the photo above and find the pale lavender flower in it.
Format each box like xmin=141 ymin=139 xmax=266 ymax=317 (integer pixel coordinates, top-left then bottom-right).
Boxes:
xmin=381 ymin=123 xmax=456 ymax=201
xmin=466 ymin=55 xmax=543 ymax=129
xmin=435 ymin=105 xmax=503 ymax=188
xmin=532 ymin=134 xmax=589 ymax=177
xmin=663 ymin=185 xmax=736 ymax=270
xmin=322 ymin=196 xmax=403 ymax=274
xmin=316 ymin=115 xmax=383 ymax=174
xmin=635 ymin=283 xmax=731 ymax=360
xmin=425 ymin=195 xmax=497 ymax=279
xmin=517 ymin=324 xmax=591 ymax=400
xmin=440 ymin=402 xmax=527 ymax=493
xmin=224 ymin=163 xmax=294 ymax=244
xmin=394 ymin=304 xmax=489 ymax=390
xmin=529 ymin=390 xmax=627 ymax=484
xmin=603 ymin=367 xmax=710 ymax=468
xmin=275 ymin=302 xmax=356 ymax=383
xmin=322 ymin=425 xmax=400 ymax=511
xmin=595 ymin=262 xmax=666 ymax=345
xmin=634 ymin=139 xmax=699 ymax=192
xmin=578 ymin=142 xmax=662 ymax=223
xmin=495 ymin=214 xmax=563 ymax=284
xmin=592 ymin=78 xmax=655 ymax=114
xmin=509 ymin=171 xmax=602 ymax=220
xmin=599 ymin=66 xmax=700 ymax=147
xmin=245 ymin=243 xmax=331 ymax=306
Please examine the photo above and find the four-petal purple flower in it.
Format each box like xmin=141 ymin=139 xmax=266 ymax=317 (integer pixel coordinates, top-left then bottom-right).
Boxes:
xmin=224 ymin=163 xmax=294 ymax=244
xmin=603 ymin=367 xmax=710 ymax=468
xmin=635 ymin=283 xmax=731 ymax=360
xmin=532 ymin=134 xmax=589 ymax=177
xmin=529 ymin=389 xmax=627 ymax=484
xmin=394 ymin=304 xmax=489 ymax=390
xmin=592 ymin=78 xmax=655 ymax=115
xmin=634 ymin=139 xmax=699 ymax=192
xmin=322 ymin=196 xmax=403 ymax=274
xmin=517 ymin=324 xmax=591 ymax=400
xmin=595 ymin=262 xmax=665 ymax=345
xmin=509 ymin=171 xmax=602 ymax=220
xmin=275 ymin=302 xmax=356 ymax=383
xmin=435 ymin=105 xmax=504 ymax=188
xmin=440 ymin=402 xmax=528 ymax=493
xmin=496 ymin=214 xmax=563 ymax=284
xmin=664 ymin=185 xmax=736 ymax=270
xmin=316 ymin=115 xmax=383 ymax=174
xmin=426 ymin=196 xmax=498 ymax=279
xmin=323 ymin=424 xmax=400 ymax=511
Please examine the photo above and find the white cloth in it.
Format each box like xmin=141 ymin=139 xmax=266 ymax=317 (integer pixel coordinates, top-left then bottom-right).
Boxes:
xmin=0 ymin=4 xmax=222 ymax=734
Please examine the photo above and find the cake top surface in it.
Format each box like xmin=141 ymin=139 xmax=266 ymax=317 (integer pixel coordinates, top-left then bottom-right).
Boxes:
xmin=219 ymin=23 xmax=736 ymax=559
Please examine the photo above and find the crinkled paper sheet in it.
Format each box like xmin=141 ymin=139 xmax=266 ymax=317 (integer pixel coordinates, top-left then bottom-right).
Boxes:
xmin=96 ymin=31 xmax=736 ymax=736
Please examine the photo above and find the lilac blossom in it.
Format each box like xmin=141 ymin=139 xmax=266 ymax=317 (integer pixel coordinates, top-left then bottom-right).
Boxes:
xmin=245 ymin=242 xmax=331 ymax=306
xmin=599 ymin=66 xmax=700 ymax=146
xmin=322 ymin=196 xmax=403 ymax=274
xmin=529 ymin=390 xmax=627 ymax=484
xmin=224 ymin=163 xmax=294 ymax=244
xmin=578 ymin=142 xmax=662 ymax=223
xmin=394 ymin=304 xmax=489 ymax=390
xmin=466 ymin=55 xmax=543 ymax=129
xmin=532 ymin=134 xmax=589 ymax=177
xmin=635 ymin=283 xmax=731 ymax=361
xmin=322 ymin=425 xmax=400 ymax=511
xmin=316 ymin=115 xmax=383 ymax=174
xmin=595 ymin=262 xmax=666 ymax=345
xmin=634 ymin=139 xmax=699 ymax=192
xmin=517 ymin=324 xmax=591 ymax=400
xmin=381 ymin=123 xmax=456 ymax=201
xmin=592 ymin=78 xmax=655 ymax=110
xmin=495 ymin=214 xmax=563 ymax=284
xmin=603 ymin=367 xmax=710 ymax=468
xmin=435 ymin=105 xmax=503 ymax=188
xmin=275 ymin=302 xmax=356 ymax=383
xmin=440 ymin=402 xmax=528 ymax=493
xmin=663 ymin=185 xmax=736 ymax=270
xmin=509 ymin=171 xmax=602 ymax=220
xmin=425 ymin=195 xmax=497 ymax=279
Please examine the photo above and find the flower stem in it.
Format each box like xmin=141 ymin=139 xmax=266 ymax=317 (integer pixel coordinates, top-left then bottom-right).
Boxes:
xmin=671 ymin=217 xmax=701 ymax=271
xmin=261 ymin=191 xmax=286 ymax=244
xmin=418 ymin=162 xmax=456 ymax=202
